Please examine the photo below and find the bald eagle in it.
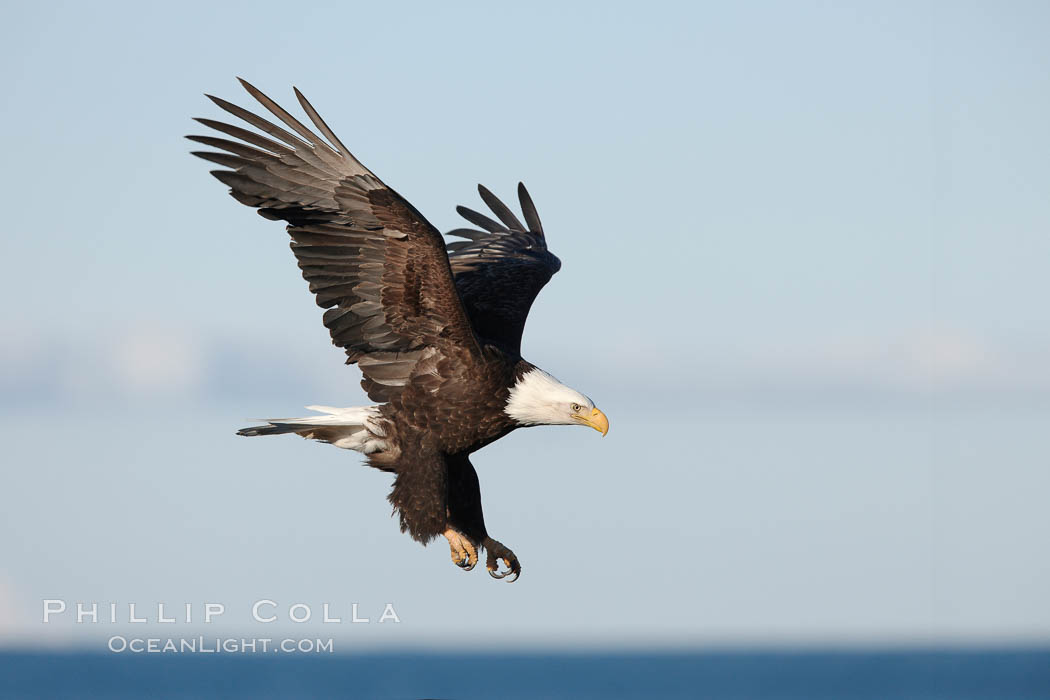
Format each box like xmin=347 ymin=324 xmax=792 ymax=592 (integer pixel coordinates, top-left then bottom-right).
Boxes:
xmin=189 ymin=80 xmax=608 ymax=582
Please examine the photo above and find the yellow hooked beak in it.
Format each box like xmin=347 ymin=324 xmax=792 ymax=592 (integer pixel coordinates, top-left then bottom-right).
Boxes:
xmin=574 ymin=407 xmax=610 ymax=436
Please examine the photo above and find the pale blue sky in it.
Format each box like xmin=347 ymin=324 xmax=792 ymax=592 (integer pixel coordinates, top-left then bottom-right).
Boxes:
xmin=1 ymin=1 xmax=1048 ymax=648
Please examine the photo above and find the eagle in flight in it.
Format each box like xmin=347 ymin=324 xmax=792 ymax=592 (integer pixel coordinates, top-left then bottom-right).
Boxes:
xmin=189 ymin=79 xmax=609 ymax=582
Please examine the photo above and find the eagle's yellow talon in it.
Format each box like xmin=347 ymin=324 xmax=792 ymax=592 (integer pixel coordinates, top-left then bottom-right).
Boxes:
xmin=443 ymin=528 xmax=477 ymax=571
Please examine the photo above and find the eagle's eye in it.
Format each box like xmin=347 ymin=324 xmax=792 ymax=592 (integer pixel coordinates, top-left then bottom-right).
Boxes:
xmin=571 ymin=403 xmax=582 ymax=412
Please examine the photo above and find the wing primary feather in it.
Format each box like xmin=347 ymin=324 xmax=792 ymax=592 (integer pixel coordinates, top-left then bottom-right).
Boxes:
xmin=293 ymin=87 xmax=351 ymax=157
xmin=210 ymin=169 xmax=268 ymax=196
xmin=445 ymin=227 xmax=489 ymax=241
xmin=205 ymin=94 xmax=310 ymax=151
xmin=478 ymin=184 xmax=526 ymax=232
xmin=237 ymin=78 xmax=336 ymax=155
xmin=517 ymin=182 xmax=544 ymax=235
xmin=192 ymin=118 xmax=289 ymax=156
xmin=185 ymin=133 xmax=281 ymax=161
xmin=191 ymin=150 xmax=249 ymax=169
xmin=456 ymin=205 xmax=507 ymax=233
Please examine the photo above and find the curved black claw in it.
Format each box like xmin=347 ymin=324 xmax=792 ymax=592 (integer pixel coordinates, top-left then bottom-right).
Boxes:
xmin=483 ymin=537 xmax=521 ymax=583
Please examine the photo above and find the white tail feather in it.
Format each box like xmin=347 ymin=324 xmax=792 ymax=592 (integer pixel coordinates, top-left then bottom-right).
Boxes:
xmin=238 ymin=405 xmax=388 ymax=453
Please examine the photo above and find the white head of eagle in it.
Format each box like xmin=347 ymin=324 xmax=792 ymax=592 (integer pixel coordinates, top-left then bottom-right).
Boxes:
xmin=504 ymin=369 xmax=609 ymax=435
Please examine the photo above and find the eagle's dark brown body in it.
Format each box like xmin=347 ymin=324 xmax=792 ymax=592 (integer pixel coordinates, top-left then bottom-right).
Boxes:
xmin=190 ymin=79 xmax=590 ymax=581
xmin=374 ymin=353 xmax=531 ymax=545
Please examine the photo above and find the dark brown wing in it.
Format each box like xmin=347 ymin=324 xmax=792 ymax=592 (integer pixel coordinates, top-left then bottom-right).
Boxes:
xmin=445 ymin=183 xmax=561 ymax=356
xmin=188 ymin=79 xmax=479 ymax=401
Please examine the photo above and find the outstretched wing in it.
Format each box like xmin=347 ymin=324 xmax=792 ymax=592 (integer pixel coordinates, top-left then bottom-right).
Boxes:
xmin=188 ymin=79 xmax=479 ymax=401
xmin=445 ymin=183 xmax=561 ymax=355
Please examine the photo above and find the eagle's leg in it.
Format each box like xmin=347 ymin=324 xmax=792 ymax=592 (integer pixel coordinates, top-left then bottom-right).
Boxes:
xmin=446 ymin=454 xmax=522 ymax=582
xmin=444 ymin=454 xmax=486 ymax=572
xmin=482 ymin=537 xmax=521 ymax=582
xmin=387 ymin=450 xmax=448 ymax=544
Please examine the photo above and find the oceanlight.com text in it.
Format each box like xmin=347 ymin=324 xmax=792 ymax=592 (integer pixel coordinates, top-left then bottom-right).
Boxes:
xmin=107 ymin=636 xmax=335 ymax=653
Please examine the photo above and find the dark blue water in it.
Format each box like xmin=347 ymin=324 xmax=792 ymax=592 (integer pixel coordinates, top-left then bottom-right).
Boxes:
xmin=1 ymin=649 xmax=1048 ymax=699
